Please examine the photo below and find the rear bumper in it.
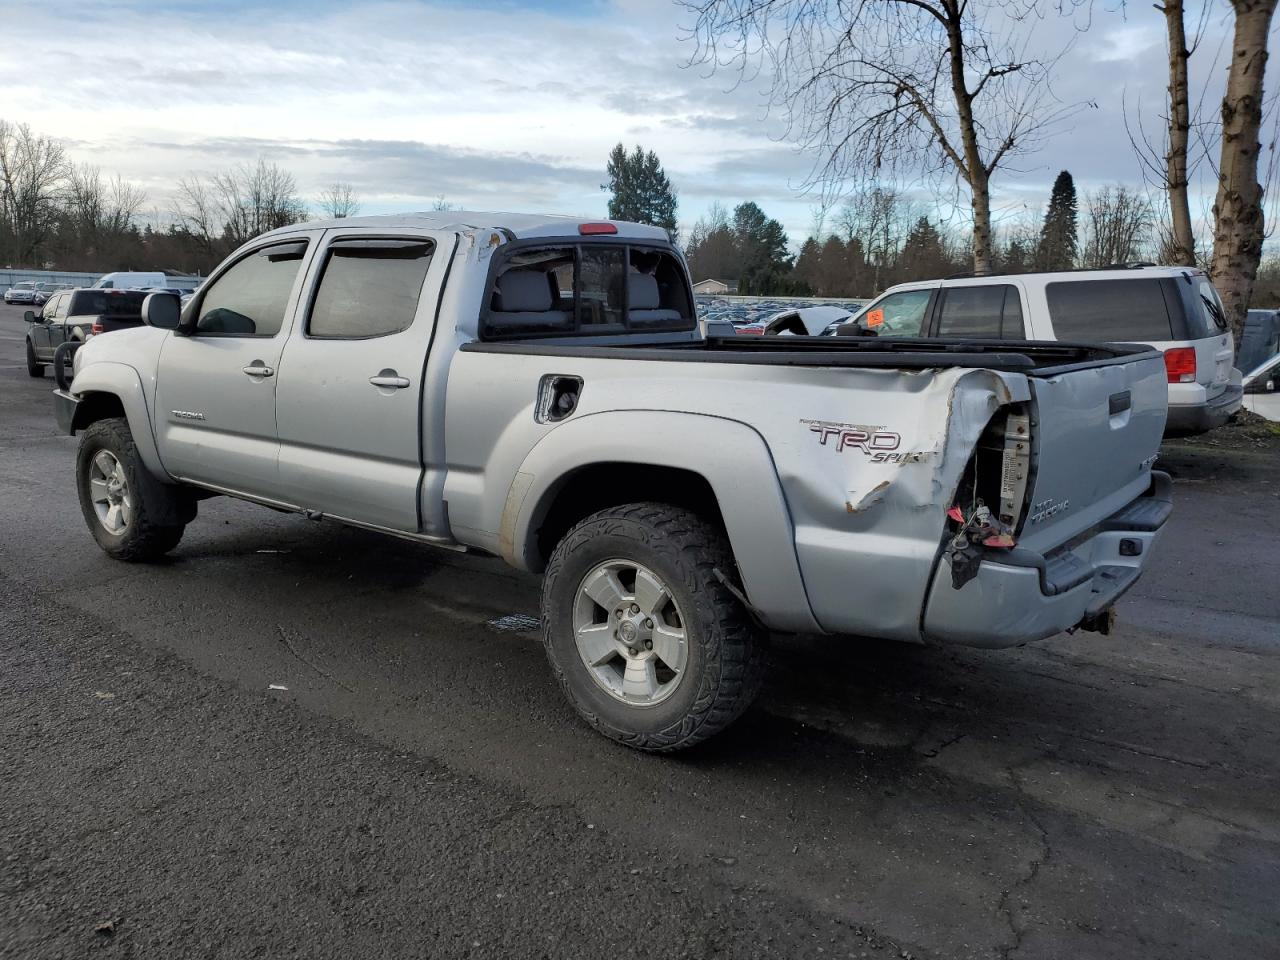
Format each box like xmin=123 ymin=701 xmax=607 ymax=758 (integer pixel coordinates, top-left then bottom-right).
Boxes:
xmin=921 ymin=471 xmax=1172 ymax=648
xmin=1165 ymin=383 xmax=1243 ymax=435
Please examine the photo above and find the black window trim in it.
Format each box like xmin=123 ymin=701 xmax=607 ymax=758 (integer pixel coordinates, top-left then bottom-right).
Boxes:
xmin=478 ymin=236 xmax=694 ymax=342
xmin=302 ymin=234 xmax=437 ymax=342
xmin=184 ymin=237 xmax=312 ymax=339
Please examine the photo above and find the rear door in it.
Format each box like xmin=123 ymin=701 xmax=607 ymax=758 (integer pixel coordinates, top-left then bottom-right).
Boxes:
xmin=154 ymin=234 xmax=318 ymax=500
xmin=274 ymin=231 xmax=448 ymax=532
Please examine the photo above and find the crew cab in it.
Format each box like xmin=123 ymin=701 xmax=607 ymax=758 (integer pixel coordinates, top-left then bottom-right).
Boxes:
xmin=835 ymin=266 xmax=1241 ymax=435
xmin=52 ymin=212 xmax=1173 ymax=751
xmin=24 ymin=288 xmax=153 ymax=378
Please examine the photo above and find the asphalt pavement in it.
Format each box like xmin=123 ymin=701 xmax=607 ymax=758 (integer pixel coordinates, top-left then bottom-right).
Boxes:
xmin=2 ymin=304 xmax=1278 ymax=959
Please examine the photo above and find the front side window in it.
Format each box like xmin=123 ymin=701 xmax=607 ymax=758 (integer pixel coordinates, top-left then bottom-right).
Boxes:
xmin=860 ymin=289 xmax=932 ymax=336
xmin=308 ymin=239 xmax=433 ymax=339
xmin=935 ymin=285 xmax=1025 ymax=339
xmin=482 ymin=243 xmax=693 ymax=339
xmin=196 ymin=240 xmax=309 ymax=337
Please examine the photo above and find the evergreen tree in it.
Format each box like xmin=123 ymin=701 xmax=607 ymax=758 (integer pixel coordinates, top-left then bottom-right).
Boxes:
xmin=898 ymin=216 xmax=949 ymax=282
xmin=732 ymin=201 xmax=793 ymax=294
xmin=603 ymin=144 xmax=678 ymax=240
xmin=1037 ymin=171 xmax=1078 ymax=270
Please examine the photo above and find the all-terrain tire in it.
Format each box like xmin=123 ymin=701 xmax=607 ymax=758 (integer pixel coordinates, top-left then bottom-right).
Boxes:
xmin=25 ymin=338 xmax=44 ymax=378
xmin=541 ymin=502 xmax=766 ymax=752
xmin=76 ymin=417 xmax=192 ymax=561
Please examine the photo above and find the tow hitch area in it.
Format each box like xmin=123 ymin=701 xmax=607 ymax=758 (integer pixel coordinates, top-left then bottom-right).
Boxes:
xmin=1078 ymin=608 xmax=1115 ymax=635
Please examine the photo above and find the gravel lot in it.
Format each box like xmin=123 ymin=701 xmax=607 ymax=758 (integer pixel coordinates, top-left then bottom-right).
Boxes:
xmin=2 ymin=303 xmax=1278 ymax=960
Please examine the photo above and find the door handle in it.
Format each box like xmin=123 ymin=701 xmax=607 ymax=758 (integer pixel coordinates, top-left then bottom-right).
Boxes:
xmin=242 ymin=363 xmax=274 ymax=378
xmin=369 ymin=372 xmax=410 ymax=389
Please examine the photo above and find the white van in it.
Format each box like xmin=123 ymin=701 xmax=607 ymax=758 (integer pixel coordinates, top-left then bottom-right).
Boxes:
xmin=93 ymin=272 xmax=170 ymax=290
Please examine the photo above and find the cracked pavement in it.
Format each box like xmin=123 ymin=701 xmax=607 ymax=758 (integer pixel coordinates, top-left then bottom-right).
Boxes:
xmin=1 ymin=304 xmax=1278 ymax=959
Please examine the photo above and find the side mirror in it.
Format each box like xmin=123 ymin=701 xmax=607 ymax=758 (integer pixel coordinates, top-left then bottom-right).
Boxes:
xmin=141 ymin=292 xmax=181 ymax=331
xmin=23 ymin=310 xmax=38 ymax=324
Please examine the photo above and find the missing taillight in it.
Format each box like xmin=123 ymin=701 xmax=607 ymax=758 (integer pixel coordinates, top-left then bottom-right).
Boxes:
xmin=957 ymin=404 xmax=1032 ymax=531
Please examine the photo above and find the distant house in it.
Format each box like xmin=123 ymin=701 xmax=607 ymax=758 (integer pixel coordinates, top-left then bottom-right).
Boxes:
xmin=692 ymin=278 xmax=731 ymax=295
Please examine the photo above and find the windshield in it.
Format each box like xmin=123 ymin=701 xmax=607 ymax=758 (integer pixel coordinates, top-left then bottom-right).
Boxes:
xmin=69 ymin=290 xmax=149 ymax=316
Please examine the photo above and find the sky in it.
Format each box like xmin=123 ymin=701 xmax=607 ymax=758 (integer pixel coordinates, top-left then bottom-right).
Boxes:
xmin=0 ymin=0 xmax=1258 ymax=247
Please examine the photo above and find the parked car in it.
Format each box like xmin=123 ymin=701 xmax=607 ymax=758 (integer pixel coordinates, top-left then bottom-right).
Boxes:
xmin=1239 ymin=308 xmax=1279 ymax=392
xmin=759 ymin=304 xmax=855 ymax=336
xmin=33 ymin=282 xmax=73 ymax=306
xmin=836 ymin=266 xmax=1242 ymax=436
xmin=24 ymin=288 xmax=151 ymax=377
xmin=4 ymin=280 xmax=38 ymax=304
xmin=53 ymin=212 xmax=1171 ymax=752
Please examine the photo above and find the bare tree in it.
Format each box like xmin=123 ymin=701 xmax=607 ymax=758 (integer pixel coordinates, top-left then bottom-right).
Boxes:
xmin=680 ymin=1 xmax=1086 ymax=275
xmin=430 ymin=194 xmax=456 ymax=212
xmin=65 ymin=165 xmax=146 ymax=252
xmin=0 ymin=120 xmax=68 ymax=266
xmin=173 ymin=159 xmax=307 ymax=257
xmin=1082 ymin=185 xmax=1154 ymax=268
xmin=1210 ymin=0 xmax=1280 ymax=337
xmin=318 ymin=181 xmax=360 ymax=219
xmin=834 ymin=185 xmax=917 ymax=292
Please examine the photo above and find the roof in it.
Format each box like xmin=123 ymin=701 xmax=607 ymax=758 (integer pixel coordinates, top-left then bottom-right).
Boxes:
xmin=261 ymin=210 xmax=671 ymax=242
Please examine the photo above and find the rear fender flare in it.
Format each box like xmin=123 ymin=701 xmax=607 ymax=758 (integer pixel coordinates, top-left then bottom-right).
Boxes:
xmin=503 ymin=410 xmax=820 ymax=634
xmin=68 ymin=361 xmax=171 ymax=482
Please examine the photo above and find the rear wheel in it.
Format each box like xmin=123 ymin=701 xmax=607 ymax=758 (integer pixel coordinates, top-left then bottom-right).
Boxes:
xmin=541 ymin=502 xmax=765 ymax=752
xmin=76 ymin=418 xmax=191 ymax=561
xmin=25 ymin=339 xmax=44 ymax=378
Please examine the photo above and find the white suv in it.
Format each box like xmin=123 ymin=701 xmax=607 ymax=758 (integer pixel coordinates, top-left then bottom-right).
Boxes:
xmin=838 ymin=266 xmax=1242 ymax=435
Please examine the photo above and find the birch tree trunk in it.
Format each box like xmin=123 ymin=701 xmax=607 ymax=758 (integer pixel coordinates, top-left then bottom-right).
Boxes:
xmin=1163 ymin=0 xmax=1197 ymax=266
xmin=1211 ymin=0 xmax=1279 ymax=338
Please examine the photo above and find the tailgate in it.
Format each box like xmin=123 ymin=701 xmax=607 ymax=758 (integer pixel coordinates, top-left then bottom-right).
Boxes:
xmin=1016 ymin=352 xmax=1168 ymax=554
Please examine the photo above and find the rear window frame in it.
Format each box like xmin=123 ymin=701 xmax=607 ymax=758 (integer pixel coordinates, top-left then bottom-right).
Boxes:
xmin=479 ymin=236 xmax=696 ymax=342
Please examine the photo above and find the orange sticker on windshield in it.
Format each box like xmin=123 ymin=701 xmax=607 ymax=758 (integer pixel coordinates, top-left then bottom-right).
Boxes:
xmin=866 ymin=308 xmax=884 ymax=327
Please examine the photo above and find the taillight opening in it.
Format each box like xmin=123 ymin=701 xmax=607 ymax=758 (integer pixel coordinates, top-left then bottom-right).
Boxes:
xmin=1164 ymin=347 xmax=1197 ymax=384
xmin=90 ymin=322 xmax=104 ymax=334
xmin=954 ymin=404 xmax=1032 ymax=533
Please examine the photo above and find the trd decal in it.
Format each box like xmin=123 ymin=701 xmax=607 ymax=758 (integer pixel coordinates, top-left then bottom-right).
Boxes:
xmin=800 ymin=419 xmax=930 ymax=461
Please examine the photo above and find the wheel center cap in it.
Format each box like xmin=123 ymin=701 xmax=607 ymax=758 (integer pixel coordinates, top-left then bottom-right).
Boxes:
xmin=618 ymin=620 xmax=638 ymax=644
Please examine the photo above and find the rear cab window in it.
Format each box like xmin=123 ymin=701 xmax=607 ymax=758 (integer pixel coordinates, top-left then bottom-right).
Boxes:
xmin=69 ymin=290 xmax=148 ymax=317
xmin=481 ymin=241 xmax=694 ymax=340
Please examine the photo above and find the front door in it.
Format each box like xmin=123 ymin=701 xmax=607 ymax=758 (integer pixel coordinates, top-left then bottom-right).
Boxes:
xmin=274 ymin=233 xmax=446 ymax=532
xmin=30 ymin=294 xmax=61 ymax=357
xmin=154 ymin=235 xmax=317 ymax=501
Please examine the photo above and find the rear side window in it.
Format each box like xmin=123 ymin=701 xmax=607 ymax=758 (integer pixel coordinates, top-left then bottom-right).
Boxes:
xmin=196 ymin=240 xmax=309 ymax=337
xmin=308 ymin=239 xmax=433 ymax=339
xmin=1046 ymin=279 xmax=1176 ymax=341
xmin=1194 ymin=279 xmax=1229 ymax=335
xmin=935 ymin=285 xmax=1025 ymax=339
xmin=482 ymin=243 xmax=693 ymax=339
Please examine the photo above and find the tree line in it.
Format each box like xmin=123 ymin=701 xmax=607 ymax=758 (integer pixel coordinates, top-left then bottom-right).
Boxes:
xmin=0 ymin=119 xmax=365 ymax=276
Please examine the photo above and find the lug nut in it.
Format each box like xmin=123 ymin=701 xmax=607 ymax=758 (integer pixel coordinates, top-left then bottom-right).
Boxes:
xmin=630 ymin=603 xmax=639 ymax=614
xmin=644 ymin=640 xmax=653 ymax=650
xmin=615 ymin=609 xmax=623 ymax=618
xmin=645 ymin=618 xmax=653 ymax=628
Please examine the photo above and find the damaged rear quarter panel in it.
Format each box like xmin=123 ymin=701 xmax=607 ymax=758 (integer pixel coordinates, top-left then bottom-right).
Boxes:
xmin=781 ymin=366 xmax=1029 ymax=641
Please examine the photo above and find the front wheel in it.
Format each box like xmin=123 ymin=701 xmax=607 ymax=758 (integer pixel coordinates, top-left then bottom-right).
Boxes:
xmin=76 ymin=418 xmax=193 ymax=561
xmin=541 ymin=502 xmax=766 ymax=752
xmin=25 ymin=339 xmax=44 ymax=378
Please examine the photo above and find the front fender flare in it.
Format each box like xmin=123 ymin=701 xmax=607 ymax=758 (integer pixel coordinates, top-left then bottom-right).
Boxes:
xmin=503 ymin=410 xmax=820 ymax=634
xmin=68 ymin=361 xmax=171 ymax=482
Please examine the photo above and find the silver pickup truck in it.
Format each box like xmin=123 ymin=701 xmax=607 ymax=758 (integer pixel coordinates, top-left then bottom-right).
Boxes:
xmin=52 ymin=212 xmax=1172 ymax=751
